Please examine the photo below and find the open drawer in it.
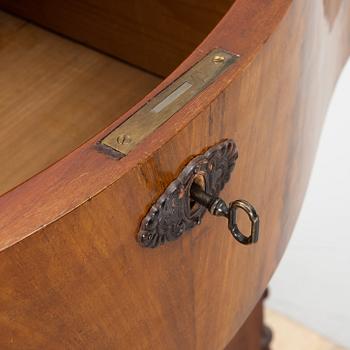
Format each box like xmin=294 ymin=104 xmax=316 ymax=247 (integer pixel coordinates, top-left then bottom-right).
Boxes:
xmin=0 ymin=1 xmax=349 ymax=349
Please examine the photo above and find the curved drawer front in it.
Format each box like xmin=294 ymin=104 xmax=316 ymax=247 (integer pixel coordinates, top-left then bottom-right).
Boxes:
xmin=0 ymin=0 xmax=350 ymax=349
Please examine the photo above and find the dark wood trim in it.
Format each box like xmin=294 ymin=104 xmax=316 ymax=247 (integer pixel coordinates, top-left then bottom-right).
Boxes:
xmin=225 ymin=290 xmax=272 ymax=350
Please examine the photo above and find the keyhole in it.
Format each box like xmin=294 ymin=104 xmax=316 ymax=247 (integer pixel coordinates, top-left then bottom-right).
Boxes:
xmin=189 ymin=174 xmax=206 ymax=213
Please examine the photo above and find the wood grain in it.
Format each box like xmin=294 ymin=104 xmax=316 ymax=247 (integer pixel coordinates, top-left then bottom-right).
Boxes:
xmin=0 ymin=0 xmax=349 ymax=349
xmin=0 ymin=11 xmax=160 ymax=195
xmin=0 ymin=0 xmax=235 ymax=76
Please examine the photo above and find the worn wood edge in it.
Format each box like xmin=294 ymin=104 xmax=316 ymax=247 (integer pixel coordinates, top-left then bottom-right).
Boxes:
xmin=0 ymin=0 xmax=295 ymax=251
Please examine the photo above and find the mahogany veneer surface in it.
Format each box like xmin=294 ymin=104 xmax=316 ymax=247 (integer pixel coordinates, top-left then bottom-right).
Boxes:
xmin=0 ymin=0 xmax=349 ymax=349
xmin=0 ymin=11 xmax=161 ymax=195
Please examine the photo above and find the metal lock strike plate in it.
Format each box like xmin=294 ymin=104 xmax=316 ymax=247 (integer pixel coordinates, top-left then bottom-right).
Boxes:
xmin=99 ymin=49 xmax=239 ymax=157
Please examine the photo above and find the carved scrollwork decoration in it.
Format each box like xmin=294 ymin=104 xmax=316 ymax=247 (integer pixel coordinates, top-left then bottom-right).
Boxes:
xmin=138 ymin=139 xmax=238 ymax=248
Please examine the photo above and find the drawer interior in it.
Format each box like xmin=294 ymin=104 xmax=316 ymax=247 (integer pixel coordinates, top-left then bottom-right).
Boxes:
xmin=0 ymin=1 xmax=234 ymax=196
xmin=0 ymin=11 xmax=161 ymax=195
xmin=0 ymin=0 xmax=235 ymax=76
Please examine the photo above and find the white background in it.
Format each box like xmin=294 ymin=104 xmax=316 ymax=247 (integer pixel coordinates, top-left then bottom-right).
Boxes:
xmin=268 ymin=59 xmax=350 ymax=348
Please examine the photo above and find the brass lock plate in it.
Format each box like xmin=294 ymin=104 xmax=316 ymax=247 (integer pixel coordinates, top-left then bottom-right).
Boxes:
xmin=99 ymin=49 xmax=239 ymax=156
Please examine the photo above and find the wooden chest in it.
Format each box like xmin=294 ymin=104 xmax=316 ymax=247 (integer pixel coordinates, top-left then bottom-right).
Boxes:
xmin=0 ymin=1 xmax=349 ymax=348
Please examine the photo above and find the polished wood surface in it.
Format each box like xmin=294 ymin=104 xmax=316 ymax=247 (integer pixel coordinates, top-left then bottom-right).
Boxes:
xmin=0 ymin=0 xmax=349 ymax=349
xmin=0 ymin=11 xmax=160 ymax=195
xmin=0 ymin=0 xmax=235 ymax=76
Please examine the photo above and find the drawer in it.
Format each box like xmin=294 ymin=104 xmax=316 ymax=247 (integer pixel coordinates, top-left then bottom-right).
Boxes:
xmin=0 ymin=0 xmax=349 ymax=349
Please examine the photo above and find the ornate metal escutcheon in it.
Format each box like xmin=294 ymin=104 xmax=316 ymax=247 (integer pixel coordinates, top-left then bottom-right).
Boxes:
xmin=138 ymin=139 xmax=259 ymax=248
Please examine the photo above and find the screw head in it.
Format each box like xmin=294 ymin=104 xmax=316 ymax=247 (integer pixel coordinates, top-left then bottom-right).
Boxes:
xmin=116 ymin=134 xmax=132 ymax=145
xmin=212 ymin=55 xmax=225 ymax=63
